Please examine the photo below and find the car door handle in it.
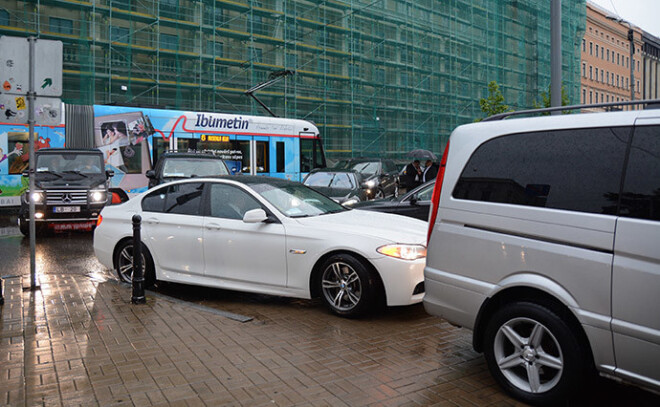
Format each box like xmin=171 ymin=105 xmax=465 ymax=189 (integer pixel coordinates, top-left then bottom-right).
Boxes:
xmin=144 ymin=217 xmax=159 ymax=225
xmin=205 ymin=223 xmax=221 ymax=230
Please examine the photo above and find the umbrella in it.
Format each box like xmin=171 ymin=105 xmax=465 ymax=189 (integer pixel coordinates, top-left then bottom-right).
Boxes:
xmin=407 ymin=149 xmax=437 ymax=161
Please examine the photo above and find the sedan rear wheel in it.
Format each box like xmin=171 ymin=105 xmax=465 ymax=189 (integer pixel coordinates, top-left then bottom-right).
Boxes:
xmin=114 ymin=240 xmax=155 ymax=288
xmin=319 ymin=254 xmax=377 ymax=317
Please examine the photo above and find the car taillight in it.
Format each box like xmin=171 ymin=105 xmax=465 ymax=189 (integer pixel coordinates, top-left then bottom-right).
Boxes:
xmin=111 ymin=192 xmax=122 ymax=204
xmin=427 ymin=141 xmax=450 ymax=244
xmin=96 ymin=214 xmax=103 ymax=227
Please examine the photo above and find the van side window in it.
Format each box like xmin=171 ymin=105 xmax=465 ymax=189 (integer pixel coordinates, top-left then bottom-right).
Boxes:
xmin=620 ymin=125 xmax=660 ymax=221
xmin=452 ymin=127 xmax=631 ymax=215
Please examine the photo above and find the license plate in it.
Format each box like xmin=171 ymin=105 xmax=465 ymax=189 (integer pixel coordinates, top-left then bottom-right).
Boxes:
xmin=54 ymin=206 xmax=80 ymax=213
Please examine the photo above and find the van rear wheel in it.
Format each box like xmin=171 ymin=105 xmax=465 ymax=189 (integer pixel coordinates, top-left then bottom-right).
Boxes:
xmin=483 ymin=302 xmax=586 ymax=406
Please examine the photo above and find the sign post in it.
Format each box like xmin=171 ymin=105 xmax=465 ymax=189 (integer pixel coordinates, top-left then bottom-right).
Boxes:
xmin=0 ymin=36 xmax=63 ymax=290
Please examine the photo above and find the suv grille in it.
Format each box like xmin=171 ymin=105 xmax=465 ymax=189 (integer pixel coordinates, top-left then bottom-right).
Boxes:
xmin=46 ymin=190 xmax=88 ymax=205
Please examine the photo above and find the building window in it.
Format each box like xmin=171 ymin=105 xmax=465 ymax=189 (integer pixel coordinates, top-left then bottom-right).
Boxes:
xmin=110 ymin=26 xmax=129 ymax=42
xmin=582 ymin=89 xmax=586 ymax=103
xmin=206 ymin=41 xmax=223 ymax=57
xmin=400 ymin=72 xmax=408 ymax=86
xmin=49 ymin=17 xmax=73 ymax=35
xmin=317 ymin=30 xmax=330 ymax=47
xmin=589 ymin=66 xmax=592 ymax=80
xmin=617 ymin=53 xmax=620 ymax=65
xmin=160 ymin=33 xmax=178 ymax=50
xmin=607 ymin=49 xmax=610 ymax=61
xmin=590 ymin=42 xmax=593 ymax=55
xmin=582 ymin=62 xmax=586 ymax=77
xmin=617 ymin=75 xmax=620 ymax=88
xmin=250 ymin=14 xmax=265 ymax=35
xmin=589 ymin=91 xmax=593 ymax=104
xmin=595 ymin=92 xmax=599 ymax=103
xmin=600 ymin=70 xmax=603 ymax=82
xmin=596 ymin=44 xmax=599 ymax=58
xmin=285 ymin=53 xmax=297 ymax=68
xmin=582 ymin=39 xmax=586 ymax=52
xmin=375 ymin=68 xmax=385 ymax=82
xmin=0 ymin=10 xmax=9 ymax=26
xmin=318 ymin=58 xmax=329 ymax=74
xmin=595 ymin=68 xmax=599 ymax=82
xmin=248 ymin=46 xmax=262 ymax=63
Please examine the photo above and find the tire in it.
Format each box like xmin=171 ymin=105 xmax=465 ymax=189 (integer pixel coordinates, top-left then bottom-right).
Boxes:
xmin=18 ymin=218 xmax=44 ymax=237
xmin=318 ymin=253 xmax=378 ymax=317
xmin=114 ymin=240 xmax=155 ymax=288
xmin=18 ymin=217 xmax=29 ymax=236
xmin=483 ymin=302 xmax=587 ymax=406
xmin=374 ymin=188 xmax=385 ymax=199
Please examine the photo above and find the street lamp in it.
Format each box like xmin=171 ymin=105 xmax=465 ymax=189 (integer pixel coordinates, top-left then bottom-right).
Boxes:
xmin=606 ymin=15 xmax=635 ymax=103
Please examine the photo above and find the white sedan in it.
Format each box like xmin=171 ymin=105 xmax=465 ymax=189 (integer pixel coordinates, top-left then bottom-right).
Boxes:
xmin=93 ymin=176 xmax=427 ymax=317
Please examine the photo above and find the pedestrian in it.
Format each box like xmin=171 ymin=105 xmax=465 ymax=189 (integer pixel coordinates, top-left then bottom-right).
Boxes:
xmin=402 ymin=159 xmax=423 ymax=191
xmin=423 ymin=159 xmax=439 ymax=182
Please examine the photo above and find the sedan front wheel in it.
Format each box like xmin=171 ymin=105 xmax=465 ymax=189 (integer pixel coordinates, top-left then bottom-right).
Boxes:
xmin=318 ymin=254 xmax=377 ymax=317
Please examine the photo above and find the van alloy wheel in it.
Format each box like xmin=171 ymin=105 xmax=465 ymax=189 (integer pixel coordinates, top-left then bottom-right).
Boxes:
xmin=493 ymin=317 xmax=563 ymax=394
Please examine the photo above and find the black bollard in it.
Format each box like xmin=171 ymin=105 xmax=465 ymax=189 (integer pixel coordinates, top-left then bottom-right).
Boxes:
xmin=131 ymin=214 xmax=146 ymax=304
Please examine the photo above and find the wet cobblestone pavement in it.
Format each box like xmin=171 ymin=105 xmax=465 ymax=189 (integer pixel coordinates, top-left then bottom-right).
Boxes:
xmin=1 ymin=213 xmax=659 ymax=406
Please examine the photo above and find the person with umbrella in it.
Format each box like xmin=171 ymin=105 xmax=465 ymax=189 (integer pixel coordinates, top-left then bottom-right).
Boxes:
xmin=401 ymin=159 xmax=423 ymax=191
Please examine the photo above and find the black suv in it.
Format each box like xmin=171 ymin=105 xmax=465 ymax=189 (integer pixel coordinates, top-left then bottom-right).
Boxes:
xmin=146 ymin=152 xmax=230 ymax=188
xmin=332 ymin=157 xmax=399 ymax=199
xmin=18 ymin=148 xmax=113 ymax=235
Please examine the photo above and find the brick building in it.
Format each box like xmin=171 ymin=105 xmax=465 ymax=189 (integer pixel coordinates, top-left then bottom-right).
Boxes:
xmin=582 ymin=1 xmax=642 ymax=110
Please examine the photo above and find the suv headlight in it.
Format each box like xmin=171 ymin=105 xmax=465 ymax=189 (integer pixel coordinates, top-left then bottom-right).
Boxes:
xmin=377 ymin=244 xmax=427 ymax=260
xmin=89 ymin=190 xmax=107 ymax=203
xmin=30 ymin=191 xmax=45 ymax=203
xmin=364 ymin=179 xmax=376 ymax=188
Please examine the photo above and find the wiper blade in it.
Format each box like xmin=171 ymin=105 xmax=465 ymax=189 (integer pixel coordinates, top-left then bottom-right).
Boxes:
xmin=290 ymin=214 xmax=313 ymax=218
xmin=63 ymin=170 xmax=88 ymax=178
xmin=36 ymin=170 xmax=62 ymax=178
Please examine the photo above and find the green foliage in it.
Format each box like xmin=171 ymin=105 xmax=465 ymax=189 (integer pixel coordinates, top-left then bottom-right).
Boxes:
xmin=534 ymin=83 xmax=571 ymax=115
xmin=476 ymin=81 xmax=511 ymax=122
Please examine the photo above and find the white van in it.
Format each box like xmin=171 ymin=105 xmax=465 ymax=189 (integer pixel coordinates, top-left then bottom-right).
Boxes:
xmin=424 ymin=100 xmax=660 ymax=405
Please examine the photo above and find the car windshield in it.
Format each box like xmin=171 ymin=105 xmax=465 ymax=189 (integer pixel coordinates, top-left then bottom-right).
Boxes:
xmin=304 ymin=172 xmax=356 ymax=189
xmin=251 ymin=182 xmax=347 ymax=217
xmin=350 ymin=162 xmax=379 ymax=176
xmin=163 ymin=158 xmax=228 ymax=177
xmin=36 ymin=153 xmax=104 ymax=174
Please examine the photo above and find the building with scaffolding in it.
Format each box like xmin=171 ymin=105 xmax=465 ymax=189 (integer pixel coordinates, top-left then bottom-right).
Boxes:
xmin=1 ymin=1 xmax=586 ymax=159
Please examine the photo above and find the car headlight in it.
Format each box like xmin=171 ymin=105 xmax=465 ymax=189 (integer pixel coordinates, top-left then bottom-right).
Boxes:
xmin=343 ymin=197 xmax=360 ymax=206
xmin=30 ymin=191 xmax=45 ymax=203
xmin=365 ymin=180 xmax=376 ymax=188
xmin=377 ymin=244 xmax=427 ymax=260
xmin=89 ymin=190 xmax=107 ymax=203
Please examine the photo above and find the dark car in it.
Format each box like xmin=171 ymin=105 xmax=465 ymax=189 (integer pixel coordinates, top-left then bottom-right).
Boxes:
xmin=302 ymin=169 xmax=367 ymax=206
xmin=146 ymin=152 xmax=230 ymax=188
xmin=18 ymin=148 xmax=114 ymax=235
xmin=332 ymin=158 xmax=399 ymax=199
xmin=352 ymin=180 xmax=435 ymax=221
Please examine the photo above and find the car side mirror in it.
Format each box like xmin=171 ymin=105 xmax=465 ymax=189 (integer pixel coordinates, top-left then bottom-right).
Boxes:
xmin=410 ymin=194 xmax=419 ymax=205
xmin=106 ymin=169 xmax=115 ymax=178
xmin=243 ymin=208 xmax=268 ymax=223
xmin=146 ymin=169 xmax=156 ymax=179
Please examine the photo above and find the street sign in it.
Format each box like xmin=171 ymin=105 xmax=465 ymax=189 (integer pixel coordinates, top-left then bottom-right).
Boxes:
xmin=0 ymin=36 xmax=63 ymax=97
xmin=0 ymin=36 xmax=29 ymax=96
xmin=0 ymin=93 xmax=28 ymax=123
xmin=34 ymin=39 xmax=63 ymax=97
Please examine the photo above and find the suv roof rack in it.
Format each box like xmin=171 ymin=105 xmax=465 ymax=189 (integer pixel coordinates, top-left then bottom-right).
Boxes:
xmin=484 ymin=98 xmax=660 ymax=121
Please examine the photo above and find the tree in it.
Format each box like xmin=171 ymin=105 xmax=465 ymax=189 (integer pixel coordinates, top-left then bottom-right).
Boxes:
xmin=534 ymin=84 xmax=571 ymax=115
xmin=476 ymin=81 xmax=511 ymax=122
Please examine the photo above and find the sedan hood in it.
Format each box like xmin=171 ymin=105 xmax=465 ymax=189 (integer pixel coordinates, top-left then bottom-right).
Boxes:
xmin=293 ymin=209 xmax=426 ymax=245
xmin=309 ymin=186 xmax=357 ymax=201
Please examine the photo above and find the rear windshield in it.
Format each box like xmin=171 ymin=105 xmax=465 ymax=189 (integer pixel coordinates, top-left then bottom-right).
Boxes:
xmin=162 ymin=158 xmax=229 ymax=177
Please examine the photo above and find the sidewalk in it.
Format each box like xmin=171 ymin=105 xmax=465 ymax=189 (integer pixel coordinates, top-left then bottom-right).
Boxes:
xmin=0 ymin=273 xmax=512 ymax=407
